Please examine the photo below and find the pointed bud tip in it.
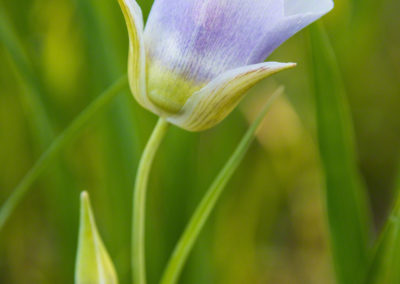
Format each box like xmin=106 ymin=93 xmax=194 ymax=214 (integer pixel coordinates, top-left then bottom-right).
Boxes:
xmin=80 ymin=191 xmax=89 ymax=201
xmin=76 ymin=191 xmax=119 ymax=284
xmin=80 ymin=191 xmax=90 ymax=210
xmin=79 ymin=191 xmax=93 ymax=223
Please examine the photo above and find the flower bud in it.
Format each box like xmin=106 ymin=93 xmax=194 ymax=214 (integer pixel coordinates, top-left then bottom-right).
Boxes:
xmin=75 ymin=192 xmax=118 ymax=284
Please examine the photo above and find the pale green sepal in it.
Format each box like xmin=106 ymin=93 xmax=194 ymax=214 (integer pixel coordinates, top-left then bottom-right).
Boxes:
xmin=168 ymin=62 xmax=295 ymax=131
xmin=146 ymin=59 xmax=204 ymax=114
xmin=75 ymin=191 xmax=118 ymax=284
xmin=118 ymin=0 xmax=158 ymax=114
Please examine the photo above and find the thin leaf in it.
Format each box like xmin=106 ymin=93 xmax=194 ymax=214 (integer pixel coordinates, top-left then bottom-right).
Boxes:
xmin=366 ymin=168 xmax=400 ymax=284
xmin=0 ymin=4 xmax=84 ymax=263
xmin=75 ymin=191 xmax=118 ymax=284
xmin=310 ymin=23 xmax=372 ymax=284
xmin=0 ymin=6 xmax=54 ymax=146
xmin=0 ymin=76 xmax=128 ymax=231
xmin=160 ymin=87 xmax=284 ymax=284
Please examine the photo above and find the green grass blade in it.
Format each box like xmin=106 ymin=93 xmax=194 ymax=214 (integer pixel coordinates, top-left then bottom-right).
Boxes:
xmin=310 ymin=23 xmax=372 ymax=284
xmin=0 ymin=6 xmax=54 ymax=146
xmin=365 ymin=168 xmax=400 ymax=284
xmin=0 ymin=5 xmax=88 ymax=275
xmin=159 ymin=87 xmax=284 ymax=284
xmin=0 ymin=76 xmax=128 ymax=231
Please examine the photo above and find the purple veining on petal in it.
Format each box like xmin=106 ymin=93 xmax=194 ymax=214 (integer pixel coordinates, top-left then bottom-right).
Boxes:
xmin=144 ymin=0 xmax=333 ymax=83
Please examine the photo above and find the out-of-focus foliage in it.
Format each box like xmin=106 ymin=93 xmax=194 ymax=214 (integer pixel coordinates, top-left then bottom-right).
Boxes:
xmin=310 ymin=23 xmax=371 ymax=284
xmin=366 ymin=178 xmax=400 ymax=284
xmin=0 ymin=0 xmax=399 ymax=284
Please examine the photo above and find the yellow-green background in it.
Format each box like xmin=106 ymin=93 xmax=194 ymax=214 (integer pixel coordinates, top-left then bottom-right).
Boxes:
xmin=0 ymin=0 xmax=399 ymax=283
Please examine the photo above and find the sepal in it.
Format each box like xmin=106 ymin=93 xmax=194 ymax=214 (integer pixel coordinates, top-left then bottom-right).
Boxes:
xmin=168 ymin=62 xmax=296 ymax=131
xmin=118 ymin=0 xmax=156 ymax=112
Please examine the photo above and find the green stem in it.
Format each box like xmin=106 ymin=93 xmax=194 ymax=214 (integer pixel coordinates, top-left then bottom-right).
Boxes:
xmin=0 ymin=76 xmax=128 ymax=231
xmin=160 ymin=87 xmax=283 ymax=284
xmin=132 ymin=118 xmax=170 ymax=284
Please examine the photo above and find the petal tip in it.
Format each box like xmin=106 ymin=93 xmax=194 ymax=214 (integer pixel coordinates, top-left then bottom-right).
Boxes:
xmin=285 ymin=62 xmax=297 ymax=69
xmin=285 ymin=0 xmax=334 ymax=17
xmin=265 ymin=62 xmax=297 ymax=72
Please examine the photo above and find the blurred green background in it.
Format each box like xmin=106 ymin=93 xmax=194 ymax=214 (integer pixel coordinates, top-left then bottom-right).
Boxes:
xmin=0 ymin=0 xmax=399 ymax=283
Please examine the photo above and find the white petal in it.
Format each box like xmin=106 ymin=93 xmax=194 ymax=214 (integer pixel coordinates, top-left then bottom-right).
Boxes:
xmin=168 ymin=62 xmax=296 ymax=131
xmin=284 ymin=0 xmax=334 ymax=16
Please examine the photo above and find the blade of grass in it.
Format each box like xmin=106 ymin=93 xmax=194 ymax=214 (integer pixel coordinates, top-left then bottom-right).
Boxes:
xmin=310 ymin=23 xmax=372 ymax=284
xmin=0 ymin=6 xmax=54 ymax=147
xmin=0 ymin=76 xmax=128 ymax=231
xmin=0 ymin=5 xmax=88 ymax=278
xmin=72 ymin=0 xmax=145 ymax=144
xmin=159 ymin=87 xmax=284 ymax=284
xmin=365 ymin=166 xmax=400 ymax=284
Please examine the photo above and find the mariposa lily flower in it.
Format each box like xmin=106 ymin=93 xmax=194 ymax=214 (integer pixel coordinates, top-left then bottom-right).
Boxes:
xmin=118 ymin=0 xmax=333 ymax=131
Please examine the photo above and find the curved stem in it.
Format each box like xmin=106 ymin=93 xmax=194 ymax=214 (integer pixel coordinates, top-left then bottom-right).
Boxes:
xmin=0 ymin=76 xmax=128 ymax=231
xmin=159 ymin=87 xmax=283 ymax=284
xmin=132 ymin=118 xmax=170 ymax=284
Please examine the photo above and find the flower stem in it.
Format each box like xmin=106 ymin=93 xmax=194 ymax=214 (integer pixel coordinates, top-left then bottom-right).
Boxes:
xmin=159 ymin=87 xmax=283 ymax=284
xmin=132 ymin=118 xmax=169 ymax=284
xmin=0 ymin=76 xmax=128 ymax=231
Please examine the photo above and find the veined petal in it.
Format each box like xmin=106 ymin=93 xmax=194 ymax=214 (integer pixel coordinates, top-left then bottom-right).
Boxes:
xmin=118 ymin=0 xmax=157 ymax=113
xmin=75 ymin=192 xmax=118 ymax=284
xmin=168 ymin=62 xmax=296 ymax=131
xmin=252 ymin=0 xmax=334 ymax=63
xmin=144 ymin=0 xmax=333 ymax=84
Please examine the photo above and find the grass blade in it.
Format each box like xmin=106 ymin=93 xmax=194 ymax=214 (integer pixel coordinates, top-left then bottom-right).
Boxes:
xmin=0 ymin=76 xmax=128 ymax=231
xmin=0 ymin=6 xmax=54 ymax=146
xmin=365 ymin=168 xmax=400 ymax=284
xmin=160 ymin=87 xmax=284 ymax=284
xmin=310 ymin=23 xmax=372 ymax=284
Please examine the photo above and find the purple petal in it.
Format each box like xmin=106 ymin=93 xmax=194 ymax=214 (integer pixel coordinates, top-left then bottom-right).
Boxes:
xmin=144 ymin=0 xmax=333 ymax=82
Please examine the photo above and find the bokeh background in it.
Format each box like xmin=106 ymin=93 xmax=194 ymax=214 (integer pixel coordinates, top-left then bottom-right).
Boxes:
xmin=0 ymin=0 xmax=399 ymax=283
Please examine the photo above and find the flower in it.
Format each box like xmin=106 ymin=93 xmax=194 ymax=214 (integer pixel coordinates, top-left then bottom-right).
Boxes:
xmin=118 ymin=0 xmax=333 ymax=131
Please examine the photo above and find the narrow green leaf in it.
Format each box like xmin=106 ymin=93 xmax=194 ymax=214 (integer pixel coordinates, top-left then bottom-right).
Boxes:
xmin=160 ymin=87 xmax=284 ymax=284
xmin=76 ymin=191 xmax=118 ymax=284
xmin=0 ymin=76 xmax=128 ymax=231
xmin=366 ymin=170 xmax=400 ymax=284
xmin=310 ymin=23 xmax=372 ymax=284
xmin=0 ymin=6 xmax=54 ymax=146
